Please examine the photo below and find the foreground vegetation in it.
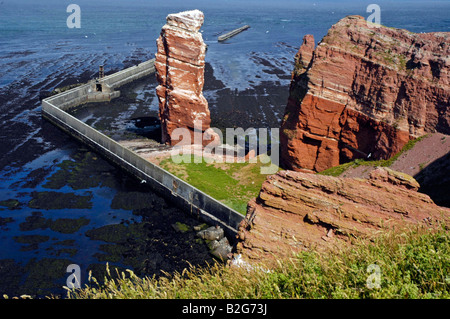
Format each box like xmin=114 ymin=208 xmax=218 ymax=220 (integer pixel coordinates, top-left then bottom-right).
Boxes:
xmin=66 ymin=225 xmax=449 ymax=299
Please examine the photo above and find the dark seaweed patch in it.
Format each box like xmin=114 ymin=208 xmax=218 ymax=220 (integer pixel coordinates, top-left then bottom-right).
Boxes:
xmin=28 ymin=191 xmax=93 ymax=210
xmin=19 ymin=212 xmax=90 ymax=234
xmin=0 ymin=199 xmax=20 ymax=210
xmin=43 ymin=151 xmax=117 ymax=190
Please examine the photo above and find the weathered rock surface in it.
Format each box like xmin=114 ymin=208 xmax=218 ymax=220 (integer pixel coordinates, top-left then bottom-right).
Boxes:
xmin=281 ymin=15 xmax=450 ymax=172
xmin=197 ymin=225 xmax=232 ymax=260
xmin=155 ymin=10 xmax=217 ymax=146
xmin=235 ymin=167 xmax=450 ymax=266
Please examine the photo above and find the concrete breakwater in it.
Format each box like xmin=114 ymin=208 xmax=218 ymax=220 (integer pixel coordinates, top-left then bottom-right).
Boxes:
xmin=41 ymin=59 xmax=244 ymax=239
xmin=218 ymin=25 xmax=250 ymax=42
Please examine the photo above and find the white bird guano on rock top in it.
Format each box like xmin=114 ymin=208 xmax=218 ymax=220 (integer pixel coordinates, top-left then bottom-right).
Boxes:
xmin=166 ymin=9 xmax=205 ymax=32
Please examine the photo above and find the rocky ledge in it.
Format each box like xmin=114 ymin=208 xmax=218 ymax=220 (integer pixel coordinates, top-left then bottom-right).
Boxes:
xmin=280 ymin=15 xmax=449 ymax=172
xmin=235 ymin=167 xmax=450 ymax=266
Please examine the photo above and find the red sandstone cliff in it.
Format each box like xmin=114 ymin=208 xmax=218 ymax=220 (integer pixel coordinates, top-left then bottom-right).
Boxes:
xmin=155 ymin=10 xmax=217 ymax=146
xmin=235 ymin=167 xmax=450 ymax=265
xmin=280 ymin=15 xmax=450 ymax=172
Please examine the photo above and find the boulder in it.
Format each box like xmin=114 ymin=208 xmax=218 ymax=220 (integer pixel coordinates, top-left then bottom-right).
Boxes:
xmin=197 ymin=225 xmax=224 ymax=241
xmin=235 ymin=167 xmax=450 ymax=266
xmin=209 ymin=237 xmax=232 ymax=260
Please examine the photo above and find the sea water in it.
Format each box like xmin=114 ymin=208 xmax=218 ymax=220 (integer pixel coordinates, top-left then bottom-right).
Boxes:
xmin=0 ymin=0 xmax=449 ymax=297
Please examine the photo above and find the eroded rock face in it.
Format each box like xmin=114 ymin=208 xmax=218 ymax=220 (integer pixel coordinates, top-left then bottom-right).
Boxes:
xmin=281 ymin=15 xmax=450 ymax=172
xmin=235 ymin=167 xmax=449 ymax=266
xmin=155 ymin=10 xmax=216 ymax=146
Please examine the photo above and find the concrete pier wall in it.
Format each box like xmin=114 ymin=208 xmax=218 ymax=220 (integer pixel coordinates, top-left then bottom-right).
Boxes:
xmin=45 ymin=84 xmax=91 ymax=111
xmin=218 ymin=25 xmax=250 ymax=42
xmin=42 ymin=59 xmax=244 ymax=237
xmin=102 ymin=60 xmax=156 ymax=89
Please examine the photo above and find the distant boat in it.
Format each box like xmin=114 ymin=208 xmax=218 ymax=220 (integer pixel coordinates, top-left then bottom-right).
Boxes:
xmin=218 ymin=25 xmax=250 ymax=42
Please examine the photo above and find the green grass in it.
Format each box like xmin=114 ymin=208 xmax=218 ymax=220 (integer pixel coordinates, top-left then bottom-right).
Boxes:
xmin=63 ymin=225 xmax=450 ymax=299
xmin=159 ymin=154 xmax=278 ymax=214
xmin=319 ymin=135 xmax=428 ymax=177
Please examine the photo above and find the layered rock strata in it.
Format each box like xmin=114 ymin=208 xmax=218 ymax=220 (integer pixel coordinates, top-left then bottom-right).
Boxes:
xmin=281 ymin=15 xmax=450 ymax=172
xmin=235 ymin=167 xmax=449 ymax=266
xmin=155 ymin=10 xmax=216 ymax=146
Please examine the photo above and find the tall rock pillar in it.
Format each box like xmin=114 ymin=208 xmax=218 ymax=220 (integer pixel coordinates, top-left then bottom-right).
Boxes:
xmin=155 ymin=10 xmax=215 ymax=146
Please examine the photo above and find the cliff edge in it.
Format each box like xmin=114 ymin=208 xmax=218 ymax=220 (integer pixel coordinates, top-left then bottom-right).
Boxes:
xmin=280 ymin=15 xmax=449 ymax=172
xmin=235 ymin=167 xmax=450 ymax=266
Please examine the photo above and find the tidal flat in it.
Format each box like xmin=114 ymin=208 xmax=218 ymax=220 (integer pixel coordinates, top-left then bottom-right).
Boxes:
xmin=0 ymin=146 xmax=217 ymax=298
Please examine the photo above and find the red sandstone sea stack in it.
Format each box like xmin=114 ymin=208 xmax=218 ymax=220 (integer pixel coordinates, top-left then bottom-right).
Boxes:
xmin=280 ymin=15 xmax=450 ymax=172
xmin=155 ymin=10 xmax=217 ymax=146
